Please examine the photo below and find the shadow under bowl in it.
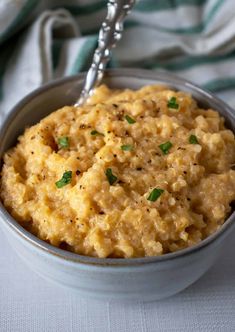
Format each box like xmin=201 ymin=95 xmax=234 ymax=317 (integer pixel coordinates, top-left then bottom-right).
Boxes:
xmin=0 ymin=69 xmax=235 ymax=301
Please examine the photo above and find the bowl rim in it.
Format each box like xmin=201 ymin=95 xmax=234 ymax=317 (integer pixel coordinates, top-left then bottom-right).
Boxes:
xmin=0 ymin=68 xmax=235 ymax=267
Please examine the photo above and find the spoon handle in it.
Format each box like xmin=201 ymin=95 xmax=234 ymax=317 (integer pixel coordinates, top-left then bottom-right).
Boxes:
xmin=75 ymin=0 xmax=136 ymax=106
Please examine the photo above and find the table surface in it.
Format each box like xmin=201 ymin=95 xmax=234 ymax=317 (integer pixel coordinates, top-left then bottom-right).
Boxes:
xmin=1 ymin=227 xmax=235 ymax=332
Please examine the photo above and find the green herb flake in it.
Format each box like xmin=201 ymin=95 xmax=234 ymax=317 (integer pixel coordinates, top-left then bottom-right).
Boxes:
xmin=58 ymin=136 xmax=69 ymax=149
xmin=167 ymin=96 xmax=179 ymax=109
xmin=90 ymin=130 xmax=104 ymax=136
xmin=55 ymin=171 xmax=72 ymax=188
xmin=147 ymin=188 xmax=164 ymax=202
xmin=125 ymin=115 xmax=136 ymax=124
xmin=121 ymin=144 xmax=133 ymax=151
xmin=105 ymin=168 xmax=118 ymax=185
xmin=159 ymin=141 xmax=173 ymax=155
xmin=189 ymin=134 xmax=199 ymax=144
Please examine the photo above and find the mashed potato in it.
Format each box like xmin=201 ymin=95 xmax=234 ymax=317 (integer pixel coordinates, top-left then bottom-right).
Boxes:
xmin=1 ymin=84 xmax=235 ymax=258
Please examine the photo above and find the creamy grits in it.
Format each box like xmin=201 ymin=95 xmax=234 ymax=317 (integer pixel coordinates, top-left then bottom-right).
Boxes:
xmin=1 ymin=84 xmax=235 ymax=258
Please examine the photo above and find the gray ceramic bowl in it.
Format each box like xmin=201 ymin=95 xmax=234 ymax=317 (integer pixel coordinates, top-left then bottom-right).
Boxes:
xmin=0 ymin=69 xmax=235 ymax=301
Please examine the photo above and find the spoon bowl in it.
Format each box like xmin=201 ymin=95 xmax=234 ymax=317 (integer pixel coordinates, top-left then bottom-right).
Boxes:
xmin=0 ymin=69 xmax=234 ymax=301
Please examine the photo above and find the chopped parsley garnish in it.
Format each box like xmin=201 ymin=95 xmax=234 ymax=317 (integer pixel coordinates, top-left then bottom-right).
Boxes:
xmin=167 ymin=96 xmax=179 ymax=109
xmin=90 ymin=130 xmax=104 ymax=136
xmin=147 ymin=188 xmax=164 ymax=202
xmin=58 ymin=136 xmax=69 ymax=149
xmin=125 ymin=115 xmax=136 ymax=124
xmin=121 ymin=144 xmax=133 ymax=151
xmin=55 ymin=171 xmax=72 ymax=188
xmin=189 ymin=134 xmax=199 ymax=144
xmin=105 ymin=168 xmax=117 ymax=185
xmin=159 ymin=141 xmax=173 ymax=155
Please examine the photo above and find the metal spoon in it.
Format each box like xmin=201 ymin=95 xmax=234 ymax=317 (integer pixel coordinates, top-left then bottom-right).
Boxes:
xmin=75 ymin=0 xmax=136 ymax=106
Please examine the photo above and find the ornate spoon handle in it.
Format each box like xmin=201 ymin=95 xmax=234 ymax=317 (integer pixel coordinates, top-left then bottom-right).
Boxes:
xmin=75 ymin=0 xmax=136 ymax=106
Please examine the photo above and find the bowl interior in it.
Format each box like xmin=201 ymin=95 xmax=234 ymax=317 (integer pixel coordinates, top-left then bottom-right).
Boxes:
xmin=0 ymin=68 xmax=235 ymax=265
xmin=1 ymin=69 xmax=235 ymax=151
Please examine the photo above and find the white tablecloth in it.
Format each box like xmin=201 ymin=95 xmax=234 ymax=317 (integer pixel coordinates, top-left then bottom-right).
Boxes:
xmin=1 ymin=224 xmax=235 ymax=331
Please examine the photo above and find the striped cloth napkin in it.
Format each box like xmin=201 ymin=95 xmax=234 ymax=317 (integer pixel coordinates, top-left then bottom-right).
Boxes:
xmin=1 ymin=0 xmax=235 ymax=117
